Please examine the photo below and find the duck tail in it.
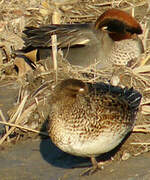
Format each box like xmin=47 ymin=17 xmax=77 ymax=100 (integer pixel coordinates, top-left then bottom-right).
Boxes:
xmin=123 ymin=87 xmax=142 ymax=111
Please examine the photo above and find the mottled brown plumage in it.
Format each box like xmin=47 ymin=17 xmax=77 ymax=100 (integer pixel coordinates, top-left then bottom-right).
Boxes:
xmin=48 ymin=79 xmax=142 ymax=174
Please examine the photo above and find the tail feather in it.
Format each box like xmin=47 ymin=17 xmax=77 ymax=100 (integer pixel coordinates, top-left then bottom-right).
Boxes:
xmin=89 ymin=82 xmax=142 ymax=112
xmin=123 ymin=87 xmax=142 ymax=111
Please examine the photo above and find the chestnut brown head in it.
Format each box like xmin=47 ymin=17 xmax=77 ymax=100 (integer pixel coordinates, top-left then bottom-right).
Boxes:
xmin=95 ymin=9 xmax=142 ymax=41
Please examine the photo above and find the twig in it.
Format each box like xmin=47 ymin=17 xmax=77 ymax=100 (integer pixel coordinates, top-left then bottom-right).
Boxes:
xmin=51 ymin=34 xmax=58 ymax=82
xmin=133 ymin=127 xmax=150 ymax=133
xmin=11 ymin=96 xmax=44 ymax=129
xmin=0 ymin=121 xmax=48 ymax=137
xmin=123 ymin=1 xmax=148 ymax=11
xmin=135 ymin=124 xmax=150 ymax=128
xmin=0 ymin=93 xmax=28 ymax=144
xmin=0 ymin=109 xmax=10 ymax=142
xmin=94 ymin=2 xmax=112 ymax=6
xmin=51 ymin=10 xmax=61 ymax=83
xmin=9 ymin=92 xmax=28 ymax=124
xmin=0 ymin=110 xmax=6 ymax=122
xmin=143 ymin=22 xmax=149 ymax=50
xmin=0 ymin=0 xmax=5 ymax=5
xmin=130 ymin=142 xmax=150 ymax=145
xmin=138 ymin=54 xmax=150 ymax=67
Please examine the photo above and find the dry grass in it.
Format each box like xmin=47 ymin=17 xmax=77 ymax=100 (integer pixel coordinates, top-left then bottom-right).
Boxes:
xmin=0 ymin=0 xmax=150 ymax=160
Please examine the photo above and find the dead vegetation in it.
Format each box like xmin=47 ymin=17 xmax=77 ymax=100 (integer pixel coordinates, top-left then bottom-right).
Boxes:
xmin=0 ymin=0 xmax=150 ymax=162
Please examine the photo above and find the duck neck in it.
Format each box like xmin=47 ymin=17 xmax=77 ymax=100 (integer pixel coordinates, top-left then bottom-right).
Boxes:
xmin=98 ymin=30 xmax=114 ymax=56
xmin=109 ymin=32 xmax=133 ymax=41
xmin=53 ymin=92 xmax=77 ymax=106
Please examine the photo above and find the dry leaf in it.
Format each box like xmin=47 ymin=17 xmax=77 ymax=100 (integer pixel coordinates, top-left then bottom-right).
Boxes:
xmin=14 ymin=56 xmax=34 ymax=77
xmin=133 ymin=65 xmax=150 ymax=74
xmin=141 ymin=100 xmax=150 ymax=106
xmin=138 ymin=54 xmax=150 ymax=67
xmin=141 ymin=105 xmax=150 ymax=115
xmin=51 ymin=0 xmax=79 ymax=6
xmin=24 ymin=49 xmax=37 ymax=64
xmin=0 ymin=49 xmax=3 ymax=66
xmin=40 ymin=1 xmax=53 ymax=17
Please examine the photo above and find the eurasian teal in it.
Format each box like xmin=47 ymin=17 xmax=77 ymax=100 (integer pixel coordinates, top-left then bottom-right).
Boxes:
xmin=48 ymin=79 xmax=142 ymax=173
xmin=21 ymin=9 xmax=144 ymax=69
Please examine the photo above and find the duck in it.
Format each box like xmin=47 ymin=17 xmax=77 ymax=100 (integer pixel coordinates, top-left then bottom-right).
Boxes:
xmin=48 ymin=78 xmax=142 ymax=174
xmin=20 ymin=8 xmax=144 ymax=69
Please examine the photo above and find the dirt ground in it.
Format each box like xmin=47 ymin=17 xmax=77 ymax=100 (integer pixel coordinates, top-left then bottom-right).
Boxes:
xmin=0 ymin=0 xmax=150 ymax=179
xmin=0 ymin=139 xmax=150 ymax=180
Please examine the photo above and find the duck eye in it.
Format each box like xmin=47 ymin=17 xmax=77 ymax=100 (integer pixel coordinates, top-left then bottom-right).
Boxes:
xmin=79 ymin=88 xmax=85 ymax=92
xmin=102 ymin=26 xmax=108 ymax=31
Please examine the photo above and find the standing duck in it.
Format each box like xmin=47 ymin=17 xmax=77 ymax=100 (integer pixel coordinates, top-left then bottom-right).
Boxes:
xmin=48 ymin=79 xmax=142 ymax=174
xmin=21 ymin=9 xmax=144 ymax=69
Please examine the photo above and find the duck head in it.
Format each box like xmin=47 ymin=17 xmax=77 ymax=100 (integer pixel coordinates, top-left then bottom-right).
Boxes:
xmin=95 ymin=8 xmax=142 ymax=41
xmin=55 ymin=79 xmax=88 ymax=98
